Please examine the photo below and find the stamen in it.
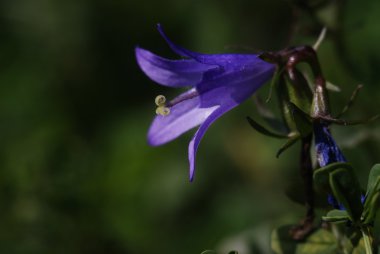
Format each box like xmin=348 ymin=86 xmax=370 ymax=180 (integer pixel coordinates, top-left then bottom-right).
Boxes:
xmin=153 ymin=90 xmax=199 ymax=117
xmin=155 ymin=95 xmax=166 ymax=106
xmin=156 ymin=106 xmax=170 ymax=116
xmin=166 ymin=90 xmax=199 ymax=107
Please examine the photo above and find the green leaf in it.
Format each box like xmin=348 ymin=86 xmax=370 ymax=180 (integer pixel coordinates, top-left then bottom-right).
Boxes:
xmin=322 ymin=209 xmax=349 ymax=223
xmin=362 ymin=164 xmax=380 ymax=224
xmin=313 ymin=162 xmax=353 ymax=192
xmin=365 ymin=164 xmax=380 ymax=197
xmin=329 ymin=168 xmax=363 ymax=222
xmin=246 ymin=116 xmax=288 ymax=139
xmin=313 ymin=163 xmax=363 ymax=222
xmin=362 ymin=191 xmax=380 ymax=225
xmin=271 ymin=225 xmax=337 ymax=254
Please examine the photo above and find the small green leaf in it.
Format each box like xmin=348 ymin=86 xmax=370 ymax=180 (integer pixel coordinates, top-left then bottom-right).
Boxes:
xmin=362 ymin=191 xmax=380 ymax=225
xmin=322 ymin=209 xmax=349 ymax=223
xmin=362 ymin=164 xmax=380 ymax=224
xmin=329 ymin=168 xmax=363 ymax=222
xmin=313 ymin=162 xmax=353 ymax=192
xmin=366 ymin=164 xmax=380 ymax=197
xmin=314 ymin=163 xmax=363 ymax=222
xmin=246 ymin=116 xmax=288 ymax=139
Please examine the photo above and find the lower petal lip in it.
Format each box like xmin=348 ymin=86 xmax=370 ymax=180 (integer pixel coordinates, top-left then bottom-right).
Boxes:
xmin=147 ymin=93 xmax=219 ymax=147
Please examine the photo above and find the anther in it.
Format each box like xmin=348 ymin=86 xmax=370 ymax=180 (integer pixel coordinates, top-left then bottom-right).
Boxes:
xmin=155 ymin=95 xmax=166 ymax=106
xmin=156 ymin=106 xmax=170 ymax=116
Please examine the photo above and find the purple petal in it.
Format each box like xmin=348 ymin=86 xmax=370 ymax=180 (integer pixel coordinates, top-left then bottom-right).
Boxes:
xmin=157 ymin=24 xmax=233 ymax=65
xmin=157 ymin=24 xmax=275 ymax=68
xmin=198 ymin=64 xmax=275 ymax=107
xmin=186 ymin=65 xmax=274 ymax=181
xmin=314 ymin=123 xmax=346 ymax=167
xmin=188 ymin=103 xmax=236 ymax=181
xmin=147 ymin=89 xmax=219 ymax=146
xmin=135 ymin=47 xmax=217 ymax=87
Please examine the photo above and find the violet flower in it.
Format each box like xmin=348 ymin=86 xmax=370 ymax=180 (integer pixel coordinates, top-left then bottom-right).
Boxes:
xmin=135 ymin=24 xmax=275 ymax=181
xmin=314 ymin=123 xmax=346 ymax=167
xmin=314 ymin=122 xmax=347 ymax=209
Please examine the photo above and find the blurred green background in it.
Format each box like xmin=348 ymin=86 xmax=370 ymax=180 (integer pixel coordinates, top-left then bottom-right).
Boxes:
xmin=0 ymin=0 xmax=379 ymax=253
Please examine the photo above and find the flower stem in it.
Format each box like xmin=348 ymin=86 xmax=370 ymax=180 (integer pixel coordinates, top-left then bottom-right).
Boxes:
xmin=361 ymin=226 xmax=374 ymax=254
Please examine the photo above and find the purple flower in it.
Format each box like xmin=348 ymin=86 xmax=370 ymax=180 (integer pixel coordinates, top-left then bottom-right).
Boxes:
xmin=136 ymin=24 xmax=275 ymax=181
xmin=314 ymin=123 xmax=347 ymax=209
xmin=314 ymin=123 xmax=346 ymax=167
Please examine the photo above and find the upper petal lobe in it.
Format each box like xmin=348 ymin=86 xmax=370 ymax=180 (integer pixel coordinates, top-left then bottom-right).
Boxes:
xmin=135 ymin=47 xmax=217 ymax=87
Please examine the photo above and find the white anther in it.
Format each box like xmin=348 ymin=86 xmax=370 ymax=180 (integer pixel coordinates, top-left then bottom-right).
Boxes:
xmin=156 ymin=106 xmax=170 ymax=116
xmin=155 ymin=95 xmax=166 ymax=106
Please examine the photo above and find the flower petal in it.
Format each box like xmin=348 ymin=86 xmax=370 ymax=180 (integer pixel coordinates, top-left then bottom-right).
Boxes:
xmin=157 ymin=24 xmax=239 ymax=66
xmin=157 ymin=24 xmax=276 ymax=68
xmin=314 ymin=123 xmax=346 ymax=167
xmin=135 ymin=47 xmax=216 ymax=87
xmin=147 ymin=89 xmax=219 ymax=146
xmin=188 ymin=103 xmax=236 ymax=181
xmin=198 ymin=64 xmax=274 ymax=107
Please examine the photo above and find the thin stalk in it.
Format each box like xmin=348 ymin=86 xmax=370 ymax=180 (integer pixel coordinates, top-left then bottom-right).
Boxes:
xmin=361 ymin=226 xmax=374 ymax=254
xmin=331 ymin=224 xmax=351 ymax=254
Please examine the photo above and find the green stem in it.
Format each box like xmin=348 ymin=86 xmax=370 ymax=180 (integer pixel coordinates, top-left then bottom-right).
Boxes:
xmin=361 ymin=227 xmax=374 ymax=254
xmin=331 ymin=224 xmax=351 ymax=254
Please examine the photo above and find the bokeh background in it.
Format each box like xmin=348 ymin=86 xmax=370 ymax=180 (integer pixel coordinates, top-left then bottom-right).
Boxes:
xmin=0 ymin=0 xmax=380 ymax=253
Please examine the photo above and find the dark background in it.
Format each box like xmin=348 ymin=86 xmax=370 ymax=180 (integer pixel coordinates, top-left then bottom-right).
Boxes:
xmin=0 ymin=0 xmax=379 ymax=253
